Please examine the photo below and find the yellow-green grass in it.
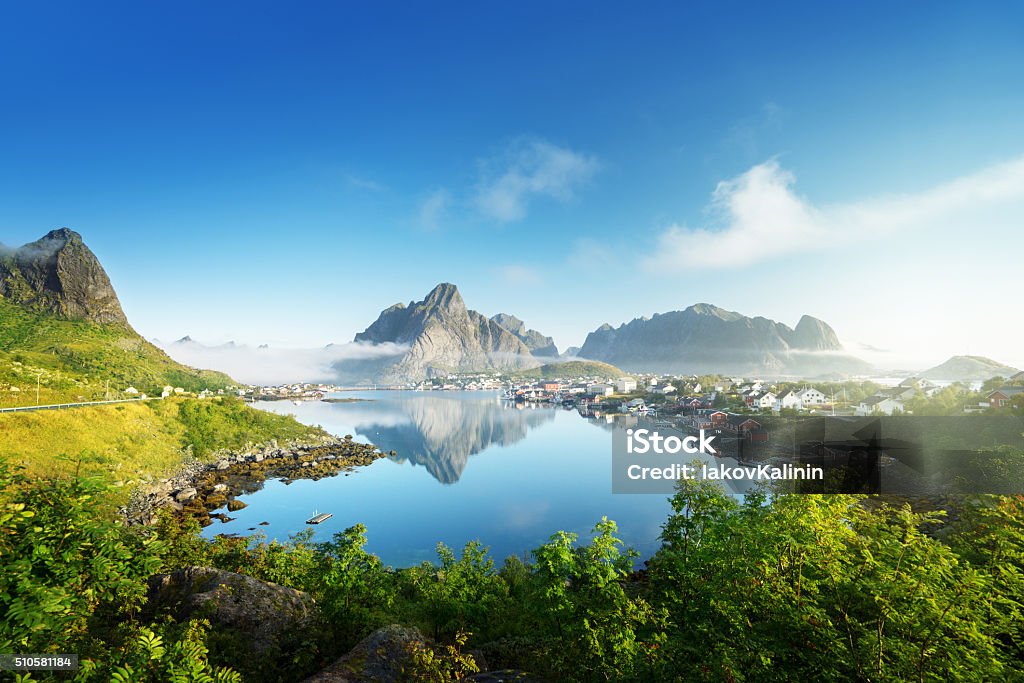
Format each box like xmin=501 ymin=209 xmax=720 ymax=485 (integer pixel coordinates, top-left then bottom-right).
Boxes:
xmin=0 ymin=298 xmax=234 ymax=408
xmin=0 ymin=397 xmax=327 ymax=503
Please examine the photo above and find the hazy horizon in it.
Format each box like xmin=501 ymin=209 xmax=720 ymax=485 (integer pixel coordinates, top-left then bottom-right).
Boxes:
xmin=2 ymin=3 xmax=1022 ymax=370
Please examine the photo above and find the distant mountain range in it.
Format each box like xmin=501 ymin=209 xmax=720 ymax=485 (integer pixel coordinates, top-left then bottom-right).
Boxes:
xmin=920 ymin=355 xmax=1020 ymax=382
xmin=9 ymin=230 xmax=1021 ymax=388
xmin=577 ymin=303 xmax=870 ymax=377
xmin=337 ymin=288 xmax=872 ymax=383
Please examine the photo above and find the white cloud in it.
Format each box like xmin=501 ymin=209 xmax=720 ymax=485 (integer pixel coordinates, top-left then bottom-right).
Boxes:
xmin=645 ymin=155 xmax=1024 ymax=271
xmin=418 ymin=189 xmax=450 ymax=231
xmin=474 ymin=139 xmax=600 ymax=222
xmin=496 ymin=264 xmax=543 ymax=286
xmin=158 ymin=339 xmax=407 ymax=385
xmin=344 ymin=172 xmax=386 ymax=192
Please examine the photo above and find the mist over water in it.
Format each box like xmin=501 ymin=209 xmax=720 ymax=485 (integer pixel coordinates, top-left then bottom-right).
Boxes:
xmin=202 ymin=391 xmax=674 ymax=566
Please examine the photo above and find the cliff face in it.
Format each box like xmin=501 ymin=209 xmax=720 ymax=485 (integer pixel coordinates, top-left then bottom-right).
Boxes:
xmin=490 ymin=313 xmax=559 ymax=358
xmin=0 ymin=228 xmax=128 ymax=324
xmin=347 ymin=283 xmax=539 ymax=383
xmin=578 ymin=303 xmax=867 ymax=376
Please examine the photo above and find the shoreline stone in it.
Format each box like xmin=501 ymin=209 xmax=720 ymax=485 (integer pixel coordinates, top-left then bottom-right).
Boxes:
xmin=119 ymin=435 xmax=385 ymax=527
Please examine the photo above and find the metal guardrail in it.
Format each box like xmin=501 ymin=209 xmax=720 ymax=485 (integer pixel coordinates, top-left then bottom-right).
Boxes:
xmin=0 ymin=397 xmax=157 ymax=414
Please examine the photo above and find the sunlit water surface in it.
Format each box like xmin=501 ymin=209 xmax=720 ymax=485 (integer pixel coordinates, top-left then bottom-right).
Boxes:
xmin=201 ymin=391 xmax=675 ymax=566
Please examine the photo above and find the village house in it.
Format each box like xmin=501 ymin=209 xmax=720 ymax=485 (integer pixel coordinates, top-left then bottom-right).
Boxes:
xmin=987 ymin=386 xmax=1024 ymax=409
xmin=856 ymin=395 xmax=905 ymax=416
xmin=616 ymin=377 xmax=638 ymax=393
xmin=774 ymin=389 xmax=802 ymax=411
xmin=587 ymin=383 xmax=614 ymax=397
xmin=797 ymin=387 xmax=827 ymax=406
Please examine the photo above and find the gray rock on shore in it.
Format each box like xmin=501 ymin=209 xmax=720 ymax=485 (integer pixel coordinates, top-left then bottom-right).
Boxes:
xmin=145 ymin=566 xmax=316 ymax=653
xmin=301 ymin=625 xmax=427 ymax=683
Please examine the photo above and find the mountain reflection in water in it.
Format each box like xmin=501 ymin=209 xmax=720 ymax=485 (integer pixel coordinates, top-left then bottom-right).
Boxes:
xmin=355 ymin=394 xmax=555 ymax=483
xmin=224 ymin=391 xmax=675 ymax=566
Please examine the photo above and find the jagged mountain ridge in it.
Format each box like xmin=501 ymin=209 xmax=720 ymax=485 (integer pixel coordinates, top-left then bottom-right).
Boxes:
xmin=578 ymin=303 xmax=869 ymax=376
xmin=490 ymin=313 xmax=559 ymax=357
xmin=342 ymin=283 xmax=541 ymax=383
xmin=0 ymin=228 xmax=128 ymax=324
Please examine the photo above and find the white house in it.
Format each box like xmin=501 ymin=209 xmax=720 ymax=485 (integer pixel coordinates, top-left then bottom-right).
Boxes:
xmin=656 ymin=385 xmax=677 ymax=395
xmin=755 ymin=392 xmax=777 ymax=410
xmin=797 ymin=387 xmax=828 ymax=406
xmin=856 ymin=396 xmax=905 ymax=416
xmin=587 ymin=383 xmax=614 ymax=397
xmin=774 ymin=389 xmax=802 ymax=411
xmin=616 ymin=378 xmax=638 ymax=393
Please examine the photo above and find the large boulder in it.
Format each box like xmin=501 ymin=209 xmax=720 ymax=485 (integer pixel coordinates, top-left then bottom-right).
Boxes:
xmin=301 ymin=624 xmax=426 ymax=683
xmin=145 ymin=566 xmax=316 ymax=652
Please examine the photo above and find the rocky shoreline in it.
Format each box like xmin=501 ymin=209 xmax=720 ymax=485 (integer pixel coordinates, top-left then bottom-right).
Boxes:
xmin=120 ymin=434 xmax=390 ymax=527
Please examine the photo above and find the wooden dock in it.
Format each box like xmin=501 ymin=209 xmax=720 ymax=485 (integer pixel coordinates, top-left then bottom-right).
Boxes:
xmin=306 ymin=512 xmax=333 ymax=525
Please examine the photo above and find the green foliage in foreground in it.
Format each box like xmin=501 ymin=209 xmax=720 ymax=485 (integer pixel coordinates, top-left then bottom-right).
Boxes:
xmin=0 ymin=299 xmax=233 ymax=407
xmin=2 ymin=458 xmax=1024 ymax=682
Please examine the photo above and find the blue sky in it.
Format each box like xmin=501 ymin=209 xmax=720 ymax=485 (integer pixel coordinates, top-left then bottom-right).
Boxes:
xmin=2 ymin=1 xmax=1023 ymax=370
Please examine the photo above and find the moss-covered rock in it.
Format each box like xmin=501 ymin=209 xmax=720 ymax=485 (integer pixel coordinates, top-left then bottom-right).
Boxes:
xmin=301 ymin=624 xmax=426 ymax=683
xmin=145 ymin=566 xmax=317 ymax=653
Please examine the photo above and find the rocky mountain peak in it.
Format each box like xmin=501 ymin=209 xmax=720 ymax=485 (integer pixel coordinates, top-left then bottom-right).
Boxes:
xmin=0 ymin=228 xmax=128 ymax=324
xmin=491 ymin=313 xmax=559 ymax=357
xmin=420 ymin=282 xmax=464 ymax=313
xmin=491 ymin=313 xmax=526 ymax=335
xmin=343 ymin=283 xmax=540 ymax=382
xmin=791 ymin=315 xmax=842 ymax=351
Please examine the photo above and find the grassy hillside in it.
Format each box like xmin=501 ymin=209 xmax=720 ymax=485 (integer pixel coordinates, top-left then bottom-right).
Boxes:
xmin=0 ymin=396 xmax=327 ymax=488
xmin=511 ymin=359 xmax=625 ymax=379
xmin=0 ymin=299 xmax=233 ymax=407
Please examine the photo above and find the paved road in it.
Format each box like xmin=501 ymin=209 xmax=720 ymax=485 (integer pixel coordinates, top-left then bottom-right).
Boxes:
xmin=0 ymin=397 xmax=157 ymax=414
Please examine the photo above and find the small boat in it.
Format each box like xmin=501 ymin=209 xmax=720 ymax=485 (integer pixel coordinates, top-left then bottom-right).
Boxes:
xmin=306 ymin=512 xmax=333 ymax=525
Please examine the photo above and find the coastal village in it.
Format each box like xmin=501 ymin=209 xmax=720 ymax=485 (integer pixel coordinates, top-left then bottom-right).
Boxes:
xmin=216 ymin=368 xmax=1024 ymax=421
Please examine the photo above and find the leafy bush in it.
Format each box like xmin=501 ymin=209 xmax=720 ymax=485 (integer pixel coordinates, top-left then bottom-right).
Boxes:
xmin=4 ymin=458 xmax=1024 ymax=682
xmin=0 ymin=461 xmax=238 ymax=681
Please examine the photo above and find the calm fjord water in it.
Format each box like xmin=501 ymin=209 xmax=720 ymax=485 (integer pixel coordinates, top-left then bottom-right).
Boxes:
xmin=202 ymin=391 xmax=672 ymax=567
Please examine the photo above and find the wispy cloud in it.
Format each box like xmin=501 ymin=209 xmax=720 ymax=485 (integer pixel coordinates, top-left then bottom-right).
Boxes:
xmin=567 ymin=238 xmax=616 ymax=270
xmin=343 ymin=172 xmax=387 ymax=193
xmin=496 ymin=264 xmax=543 ymax=286
xmin=159 ymin=339 xmax=407 ymax=385
xmin=474 ymin=139 xmax=600 ymax=222
xmin=417 ymin=189 xmax=451 ymax=231
xmin=644 ymin=155 xmax=1024 ymax=271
